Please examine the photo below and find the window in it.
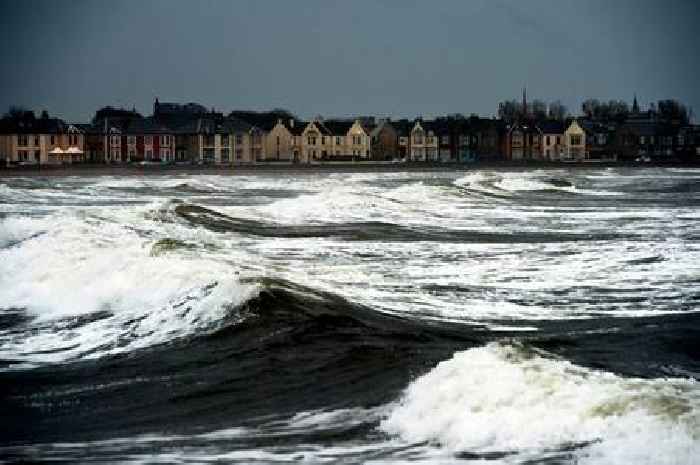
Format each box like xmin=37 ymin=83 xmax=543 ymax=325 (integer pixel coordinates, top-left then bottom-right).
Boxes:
xmin=321 ymin=137 xmax=326 ymax=145
xmin=678 ymin=135 xmax=685 ymax=146
xmin=413 ymin=134 xmax=423 ymax=144
xmin=145 ymin=136 xmax=153 ymax=145
xmin=160 ymin=135 xmax=170 ymax=146
xmin=146 ymin=149 xmax=153 ymax=160
xmin=18 ymin=135 xmax=28 ymax=146
xmin=441 ymin=135 xmax=449 ymax=144
xmin=308 ymin=136 xmax=317 ymax=145
xmin=556 ymin=136 xmax=561 ymax=144
xmin=336 ymin=136 xmax=342 ymax=145
xmin=128 ymin=149 xmax=136 ymax=161
xmin=34 ymin=150 xmax=41 ymax=161
xmin=640 ymin=136 xmax=646 ymax=145
xmin=276 ymin=136 xmax=280 ymax=145
xmin=235 ymin=148 xmax=243 ymax=159
xmin=221 ymin=148 xmax=230 ymax=162
xmin=546 ymin=136 xmax=551 ymax=145
xmin=111 ymin=135 xmax=120 ymax=146
xmin=128 ymin=136 xmax=136 ymax=145
xmin=204 ymin=135 xmax=215 ymax=146
xmin=221 ymin=134 xmax=230 ymax=147
xmin=252 ymin=133 xmax=262 ymax=145
xmin=34 ymin=136 xmax=40 ymax=146
xmin=570 ymin=134 xmax=582 ymax=146
xmin=50 ymin=135 xmax=56 ymax=145
xmin=235 ymin=134 xmax=244 ymax=145
xmin=111 ymin=148 xmax=120 ymax=160
xmin=203 ymin=148 xmax=216 ymax=163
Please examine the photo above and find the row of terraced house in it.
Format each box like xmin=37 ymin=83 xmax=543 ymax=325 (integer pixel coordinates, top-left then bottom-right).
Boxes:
xmin=1 ymin=97 xmax=699 ymax=166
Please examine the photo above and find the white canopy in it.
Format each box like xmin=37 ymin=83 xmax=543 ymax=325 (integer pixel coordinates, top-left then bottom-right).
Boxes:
xmin=66 ymin=147 xmax=84 ymax=154
xmin=49 ymin=147 xmax=65 ymax=155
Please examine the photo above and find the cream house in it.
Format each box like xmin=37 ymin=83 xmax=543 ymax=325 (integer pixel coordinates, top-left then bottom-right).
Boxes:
xmin=300 ymin=120 xmax=329 ymax=163
xmin=410 ymin=120 xmax=438 ymax=161
xmin=564 ymin=120 xmax=587 ymax=161
xmin=178 ymin=117 xmax=264 ymax=164
xmin=265 ymin=119 xmax=303 ymax=161
xmin=346 ymin=120 xmax=371 ymax=158
xmin=0 ymin=115 xmax=85 ymax=165
xmin=540 ymin=121 xmax=566 ymax=161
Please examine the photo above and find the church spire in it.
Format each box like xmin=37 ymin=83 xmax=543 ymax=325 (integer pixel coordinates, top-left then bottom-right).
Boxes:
xmin=632 ymin=94 xmax=639 ymax=114
xmin=522 ymin=87 xmax=528 ymax=118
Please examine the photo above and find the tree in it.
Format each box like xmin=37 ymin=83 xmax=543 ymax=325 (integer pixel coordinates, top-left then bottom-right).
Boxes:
xmin=581 ymin=99 xmax=600 ymax=119
xmin=531 ymin=99 xmax=548 ymax=121
xmin=4 ymin=105 xmax=33 ymax=119
xmin=548 ymin=101 xmax=568 ymax=121
xmin=657 ymin=99 xmax=688 ymax=124
xmin=497 ymin=100 xmax=523 ymax=123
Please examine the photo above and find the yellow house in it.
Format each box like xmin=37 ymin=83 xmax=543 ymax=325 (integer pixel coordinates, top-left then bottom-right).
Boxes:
xmin=300 ymin=120 xmax=329 ymax=163
xmin=0 ymin=114 xmax=85 ymax=166
xmin=346 ymin=120 xmax=371 ymax=159
xmin=410 ymin=120 xmax=439 ymax=161
xmin=264 ymin=119 xmax=307 ymax=162
xmin=564 ymin=120 xmax=587 ymax=161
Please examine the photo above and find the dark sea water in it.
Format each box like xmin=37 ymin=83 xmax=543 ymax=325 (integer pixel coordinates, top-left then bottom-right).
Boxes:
xmin=0 ymin=167 xmax=699 ymax=464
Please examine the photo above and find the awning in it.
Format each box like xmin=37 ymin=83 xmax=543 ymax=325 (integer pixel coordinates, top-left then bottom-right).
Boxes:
xmin=49 ymin=148 xmax=65 ymax=155
xmin=66 ymin=147 xmax=84 ymax=154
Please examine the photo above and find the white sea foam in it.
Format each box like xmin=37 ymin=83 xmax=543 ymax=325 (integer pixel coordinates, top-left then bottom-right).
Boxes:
xmin=0 ymin=210 xmax=259 ymax=365
xmin=381 ymin=343 xmax=700 ymax=464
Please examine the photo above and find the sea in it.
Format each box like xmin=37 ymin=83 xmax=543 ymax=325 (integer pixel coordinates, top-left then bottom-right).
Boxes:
xmin=0 ymin=167 xmax=699 ymax=464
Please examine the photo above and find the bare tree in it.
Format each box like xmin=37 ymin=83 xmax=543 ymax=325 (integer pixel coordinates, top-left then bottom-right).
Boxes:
xmin=548 ymin=101 xmax=568 ymax=121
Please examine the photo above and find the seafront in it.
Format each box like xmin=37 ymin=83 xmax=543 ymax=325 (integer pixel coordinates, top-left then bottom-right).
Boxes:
xmin=2 ymin=96 xmax=698 ymax=169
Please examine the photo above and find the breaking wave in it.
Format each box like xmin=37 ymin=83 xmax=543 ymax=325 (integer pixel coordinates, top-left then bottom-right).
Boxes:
xmin=381 ymin=342 xmax=700 ymax=464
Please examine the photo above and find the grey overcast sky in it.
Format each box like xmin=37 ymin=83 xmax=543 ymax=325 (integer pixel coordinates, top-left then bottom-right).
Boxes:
xmin=0 ymin=0 xmax=698 ymax=122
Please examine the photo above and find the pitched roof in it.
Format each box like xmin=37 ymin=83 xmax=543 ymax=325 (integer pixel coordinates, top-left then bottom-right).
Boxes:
xmin=229 ymin=110 xmax=301 ymax=132
xmin=321 ymin=120 xmax=353 ymax=136
xmin=539 ymin=120 xmax=566 ymax=134
xmin=0 ymin=116 xmax=71 ymax=134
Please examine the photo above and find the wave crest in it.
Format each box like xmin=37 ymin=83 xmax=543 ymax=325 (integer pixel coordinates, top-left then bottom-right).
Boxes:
xmin=381 ymin=342 xmax=700 ymax=464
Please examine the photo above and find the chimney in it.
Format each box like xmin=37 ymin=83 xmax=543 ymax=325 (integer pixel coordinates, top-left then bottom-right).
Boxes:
xmin=289 ymin=119 xmax=295 ymax=128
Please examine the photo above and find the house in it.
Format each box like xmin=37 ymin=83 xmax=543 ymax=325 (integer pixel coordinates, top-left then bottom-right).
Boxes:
xmin=506 ymin=121 xmax=542 ymax=160
xmin=433 ymin=119 xmax=453 ymax=162
xmin=563 ymin=120 xmax=586 ymax=161
xmin=95 ymin=118 xmax=174 ymax=163
xmin=264 ymin=118 xmax=303 ymax=162
xmin=677 ymin=125 xmax=700 ymax=161
xmin=613 ymin=119 xmax=659 ymax=161
xmin=321 ymin=120 xmax=354 ymax=159
xmin=0 ymin=112 xmax=85 ymax=165
xmin=539 ymin=121 xmax=566 ymax=161
xmin=300 ymin=120 xmax=330 ymax=163
xmin=393 ymin=119 xmax=413 ymax=160
xmin=175 ymin=116 xmax=263 ymax=164
xmin=410 ymin=120 xmax=439 ymax=161
xmin=474 ymin=118 xmax=505 ymax=161
xmin=370 ymin=119 xmax=398 ymax=161
xmin=580 ymin=120 xmax=617 ymax=161
xmin=345 ymin=119 xmax=372 ymax=159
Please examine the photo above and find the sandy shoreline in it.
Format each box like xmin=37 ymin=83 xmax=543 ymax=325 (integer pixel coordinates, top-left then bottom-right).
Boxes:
xmin=0 ymin=161 xmax=694 ymax=177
